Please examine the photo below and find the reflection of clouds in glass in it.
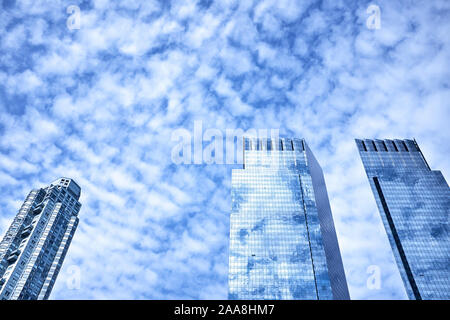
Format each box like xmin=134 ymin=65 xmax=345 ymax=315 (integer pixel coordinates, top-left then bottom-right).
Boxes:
xmin=229 ymin=138 xmax=348 ymax=299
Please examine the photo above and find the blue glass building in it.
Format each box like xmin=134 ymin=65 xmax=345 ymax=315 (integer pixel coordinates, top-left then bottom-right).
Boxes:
xmin=0 ymin=178 xmax=81 ymax=300
xmin=229 ymin=138 xmax=349 ymax=300
xmin=356 ymin=139 xmax=450 ymax=300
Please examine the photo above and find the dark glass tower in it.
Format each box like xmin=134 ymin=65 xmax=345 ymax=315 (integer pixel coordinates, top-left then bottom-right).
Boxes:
xmin=0 ymin=178 xmax=81 ymax=300
xmin=228 ymin=138 xmax=349 ymax=300
xmin=356 ymin=139 xmax=450 ymax=300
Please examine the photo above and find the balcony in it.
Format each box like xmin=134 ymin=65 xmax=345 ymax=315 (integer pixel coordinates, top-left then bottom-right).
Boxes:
xmin=6 ymin=254 xmax=18 ymax=263
xmin=9 ymin=249 xmax=20 ymax=256
xmin=21 ymin=228 xmax=31 ymax=238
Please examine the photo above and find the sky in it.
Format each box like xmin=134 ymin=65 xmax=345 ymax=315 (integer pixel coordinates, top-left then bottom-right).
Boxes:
xmin=0 ymin=0 xmax=449 ymax=299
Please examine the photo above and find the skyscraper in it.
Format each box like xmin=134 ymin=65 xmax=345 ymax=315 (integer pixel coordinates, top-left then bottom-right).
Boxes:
xmin=229 ymin=138 xmax=349 ymax=300
xmin=356 ymin=139 xmax=450 ymax=300
xmin=0 ymin=178 xmax=81 ymax=300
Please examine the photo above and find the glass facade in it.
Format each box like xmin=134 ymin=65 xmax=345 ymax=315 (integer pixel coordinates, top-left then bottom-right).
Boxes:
xmin=356 ymin=139 xmax=450 ymax=300
xmin=0 ymin=178 xmax=81 ymax=300
xmin=229 ymin=138 xmax=349 ymax=300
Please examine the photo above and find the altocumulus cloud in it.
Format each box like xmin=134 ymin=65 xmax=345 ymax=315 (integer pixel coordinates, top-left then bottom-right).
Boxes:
xmin=0 ymin=0 xmax=449 ymax=299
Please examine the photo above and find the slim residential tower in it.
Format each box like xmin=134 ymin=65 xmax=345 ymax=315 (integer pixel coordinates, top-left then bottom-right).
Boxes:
xmin=356 ymin=139 xmax=450 ymax=300
xmin=229 ymin=138 xmax=349 ymax=299
xmin=0 ymin=178 xmax=82 ymax=300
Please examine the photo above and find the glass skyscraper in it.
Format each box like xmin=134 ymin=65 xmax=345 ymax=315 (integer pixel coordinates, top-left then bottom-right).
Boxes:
xmin=356 ymin=139 xmax=450 ymax=300
xmin=229 ymin=137 xmax=349 ymax=300
xmin=0 ymin=178 xmax=81 ymax=300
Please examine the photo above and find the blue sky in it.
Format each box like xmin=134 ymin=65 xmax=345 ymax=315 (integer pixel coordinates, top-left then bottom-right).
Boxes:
xmin=0 ymin=0 xmax=449 ymax=299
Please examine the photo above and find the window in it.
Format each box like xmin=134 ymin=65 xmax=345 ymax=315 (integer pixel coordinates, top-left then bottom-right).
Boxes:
xmin=402 ymin=141 xmax=409 ymax=152
xmin=392 ymin=141 xmax=399 ymax=152
xmin=284 ymin=139 xmax=293 ymax=151
xmin=267 ymin=139 xmax=272 ymax=151
xmin=256 ymin=139 xmax=261 ymax=151
xmin=361 ymin=141 xmax=368 ymax=152
xmin=244 ymin=138 xmax=251 ymax=151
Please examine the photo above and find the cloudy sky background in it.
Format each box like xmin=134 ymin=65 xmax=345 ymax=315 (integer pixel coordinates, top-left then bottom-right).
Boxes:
xmin=0 ymin=0 xmax=449 ymax=299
